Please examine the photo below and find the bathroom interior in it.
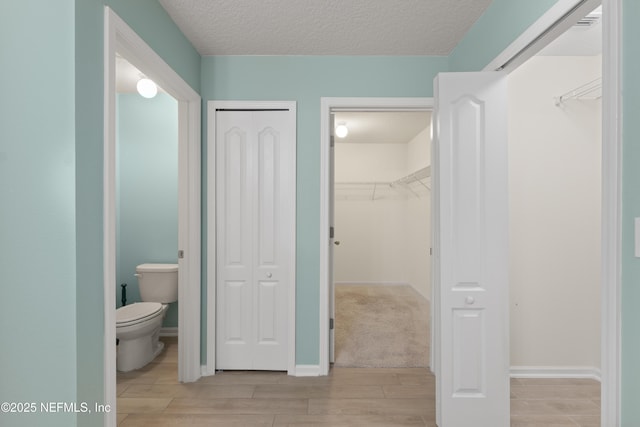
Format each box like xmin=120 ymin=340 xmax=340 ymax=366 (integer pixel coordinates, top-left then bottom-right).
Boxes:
xmin=114 ymin=53 xmax=180 ymax=375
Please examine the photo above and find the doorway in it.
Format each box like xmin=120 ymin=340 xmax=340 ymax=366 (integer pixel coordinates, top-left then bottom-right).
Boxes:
xmin=320 ymin=0 xmax=621 ymax=424
xmin=508 ymin=5 xmax=603 ymax=380
xmin=104 ymin=8 xmax=202 ymax=425
xmin=429 ymin=0 xmax=619 ymax=424
xmin=114 ymin=54 xmax=180 ymax=335
xmin=331 ymin=110 xmax=432 ymax=368
xmin=319 ymin=98 xmax=434 ymax=374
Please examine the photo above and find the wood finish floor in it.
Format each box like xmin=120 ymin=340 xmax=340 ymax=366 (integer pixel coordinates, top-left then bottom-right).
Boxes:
xmin=117 ymin=338 xmax=600 ymax=426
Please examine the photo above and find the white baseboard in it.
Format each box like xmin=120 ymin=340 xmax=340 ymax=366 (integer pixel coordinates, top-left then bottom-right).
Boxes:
xmin=160 ymin=327 xmax=178 ymax=337
xmin=510 ymin=366 xmax=601 ymax=382
xmin=198 ymin=364 xmax=322 ymax=377
xmin=335 ymin=281 xmax=410 ymax=286
xmin=294 ymin=365 xmax=322 ymax=377
xmin=201 ymin=365 xmax=215 ymax=377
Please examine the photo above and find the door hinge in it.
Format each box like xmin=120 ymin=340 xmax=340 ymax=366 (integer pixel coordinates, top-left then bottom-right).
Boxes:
xmin=178 ymin=250 xmax=184 ymax=259
xmin=330 ymin=227 xmax=335 ymax=239
xmin=330 ymin=318 xmax=334 ymax=330
xmin=430 ymin=247 xmax=432 ymax=256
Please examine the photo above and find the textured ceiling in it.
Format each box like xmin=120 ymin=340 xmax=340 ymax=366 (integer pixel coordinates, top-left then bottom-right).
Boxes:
xmin=158 ymin=0 xmax=492 ymax=56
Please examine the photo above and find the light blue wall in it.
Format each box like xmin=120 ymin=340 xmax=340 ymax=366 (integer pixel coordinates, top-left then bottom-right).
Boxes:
xmin=449 ymin=0 xmax=557 ymax=71
xmin=622 ymin=1 xmax=640 ymax=424
xmin=75 ymin=0 xmax=107 ymax=425
xmin=106 ymin=0 xmax=201 ymax=93
xmin=0 ymin=1 xmax=78 ymax=426
xmin=117 ymin=93 xmax=179 ymax=327
xmin=200 ymin=55 xmax=449 ymax=364
xmin=1 ymin=1 xmax=199 ymax=426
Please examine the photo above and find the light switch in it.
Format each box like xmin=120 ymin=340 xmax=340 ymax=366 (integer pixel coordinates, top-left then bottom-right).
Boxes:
xmin=636 ymin=218 xmax=640 ymax=258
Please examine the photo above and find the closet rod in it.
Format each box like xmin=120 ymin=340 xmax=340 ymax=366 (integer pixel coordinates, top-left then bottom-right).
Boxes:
xmin=391 ymin=166 xmax=431 ymax=186
xmin=334 ymin=181 xmax=392 ymax=186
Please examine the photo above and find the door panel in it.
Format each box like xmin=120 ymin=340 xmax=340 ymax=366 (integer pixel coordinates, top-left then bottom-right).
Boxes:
xmin=433 ymin=72 xmax=509 ymax=426
xmin=452 ymin=308 xmax=485 ymax=396
xmin=258 ymin=128 xmax=277 ymax=266
xmin=224 ymin=126 xmax=249 ymax=267
xmin=220 ymin=280 xmax=252 ymax=368
xmin=216 ymin=109 xmax=294 ymax=371
xmin=257 ymin=280 xmax=277 ymax=341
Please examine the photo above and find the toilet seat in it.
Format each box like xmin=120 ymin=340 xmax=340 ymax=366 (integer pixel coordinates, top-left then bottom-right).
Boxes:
xmin=116 ymin=302 xmax=163 ymax=328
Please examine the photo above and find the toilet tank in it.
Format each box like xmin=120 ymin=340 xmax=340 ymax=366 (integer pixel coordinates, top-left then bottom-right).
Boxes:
xmin=136 ymin=263 xmax=178 ymax=303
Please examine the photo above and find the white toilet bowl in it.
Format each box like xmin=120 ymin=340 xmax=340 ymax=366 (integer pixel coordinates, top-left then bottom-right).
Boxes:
xmin=116 ymin=302 xmax=167 ymax=372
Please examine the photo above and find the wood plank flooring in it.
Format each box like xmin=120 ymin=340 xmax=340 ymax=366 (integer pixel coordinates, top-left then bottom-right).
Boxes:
xmin=117 ymin=338 xmax=600 ymax=426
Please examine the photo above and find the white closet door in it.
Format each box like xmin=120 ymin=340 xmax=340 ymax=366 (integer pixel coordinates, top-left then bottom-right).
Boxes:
xmin=433 ymin=72 xmax=509 ymax=426
xmin=216 ymin=109 xmax=295 ymax=371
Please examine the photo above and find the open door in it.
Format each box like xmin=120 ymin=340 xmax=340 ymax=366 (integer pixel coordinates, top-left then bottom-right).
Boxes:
xmin=432 ymin=71 xmax=509 ymax=426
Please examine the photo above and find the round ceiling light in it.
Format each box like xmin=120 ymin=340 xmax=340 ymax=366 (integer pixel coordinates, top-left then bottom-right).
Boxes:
xmin=136 ymin=78 xmax=158 ymax=98
xmin=335 ymin=123 xmax=349 ymax=138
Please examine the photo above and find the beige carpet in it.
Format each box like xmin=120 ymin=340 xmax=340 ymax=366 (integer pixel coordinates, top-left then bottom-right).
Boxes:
xmin=334 ymin=284 xmax=430 ymax=368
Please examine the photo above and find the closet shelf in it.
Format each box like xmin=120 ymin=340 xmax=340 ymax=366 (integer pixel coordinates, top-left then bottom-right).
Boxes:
xmin=335 ymin=166 xmax=431 ymax=200
xmin=555 ymin=77 xmax=602 ymax=106
xmin=391 ymin=166 xmax=431 ymax=187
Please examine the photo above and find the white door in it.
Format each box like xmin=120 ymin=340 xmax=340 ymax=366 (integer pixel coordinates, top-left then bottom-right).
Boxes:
xmin=433 ymin=72 xmax=509 ymax=426
xmin=329 ymin=112 xmax=336 ymax=363
xmin=215 ymin=106 xmax=296 ymax=371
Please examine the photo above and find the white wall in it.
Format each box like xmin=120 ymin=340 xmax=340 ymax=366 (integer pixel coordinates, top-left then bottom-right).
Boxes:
xmin=334 ymin=199 xmax=409 ymax=283
xmin=406 ymin=128 xmax=432 ymax=300
xmin=334 ymin=143 xmax=409 ymax=284
xmin=334 ymin=142 xmax=407 ymax=182
xmin=508 ymin=55 xmax=601 ymax=371
xmin=407 ymin=128 xmax=431 ymax=172
xmin=334 ymin=129 xmax=431 ymax=299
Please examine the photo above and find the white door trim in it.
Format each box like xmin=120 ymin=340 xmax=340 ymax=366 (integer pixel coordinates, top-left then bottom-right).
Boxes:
xmin=319 ymin=97 xmax=434 ymax=375
xmin=206 ymin=100 xmax=297 ymax=376
xmin=483 ymin=0 xmax=621 ymax=425
xmin=600 ymin=0 xmax=622 ymax=424
xmin=104 ymin=7 xmax=202 ymax=426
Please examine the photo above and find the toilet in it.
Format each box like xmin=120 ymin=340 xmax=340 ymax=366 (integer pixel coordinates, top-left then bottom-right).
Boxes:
xmin=116 ymin=263 xmax=178 ymax=372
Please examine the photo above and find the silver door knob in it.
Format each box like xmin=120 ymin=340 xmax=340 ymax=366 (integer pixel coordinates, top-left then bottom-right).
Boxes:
xmin=465 ymin=296 xmax=475 ymax=305
xmin=334 ymin=241 xmax=341 ymax=245
xmin=267 ymin=273 xmax=272 ymax=278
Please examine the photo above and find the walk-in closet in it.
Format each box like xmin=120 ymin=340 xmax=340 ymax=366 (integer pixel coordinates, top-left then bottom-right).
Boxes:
xmin=332 ymin=111 xmax=432 ymax=368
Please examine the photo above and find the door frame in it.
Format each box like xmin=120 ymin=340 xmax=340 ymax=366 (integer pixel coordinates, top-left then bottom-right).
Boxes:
xmin=319 ymin=0 xmax=621 ymax=423
xmin=103 ymin=7 xmax=202 ymax=425
xmin=206 ymin=100 xmax=297 ymax=376
xmin=319 ymin=97 xmax=434 ymax=375
xmin=481 ymin=0 xmax=621 ymax=424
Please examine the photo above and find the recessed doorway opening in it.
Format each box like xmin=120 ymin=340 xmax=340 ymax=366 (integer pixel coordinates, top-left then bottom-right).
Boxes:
xmin=331 ymin=110 xmax=432 ymax=369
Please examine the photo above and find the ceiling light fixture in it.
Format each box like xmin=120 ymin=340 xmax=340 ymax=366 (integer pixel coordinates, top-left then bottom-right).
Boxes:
xmin=335 ymin=123 xmax=349 ymax=138
xmin=136 ymin=78 xmax=158 ymax=98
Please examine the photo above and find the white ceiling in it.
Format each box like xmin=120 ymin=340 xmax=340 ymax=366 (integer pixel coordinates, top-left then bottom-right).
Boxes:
xmin=116 ymin=55 xmax=142 ymax=93
xmin=334 ymin=111 xmax=431 ymax=144
xmin=116 ymin=54 xmax=167 ymax=94
xmin=158 ymin=0 xmax=492 ymax=56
